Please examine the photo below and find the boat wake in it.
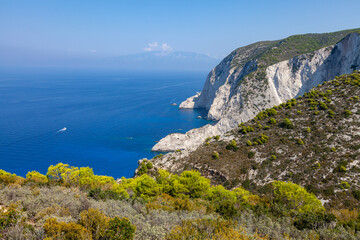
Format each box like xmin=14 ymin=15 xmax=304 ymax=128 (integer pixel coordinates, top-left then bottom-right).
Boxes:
xmin=57 ymin=127 xmax=67 ymax=133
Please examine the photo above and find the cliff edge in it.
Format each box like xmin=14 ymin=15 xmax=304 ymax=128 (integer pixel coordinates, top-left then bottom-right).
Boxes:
xmin=152 ymin=29 xmax=360 ymax=152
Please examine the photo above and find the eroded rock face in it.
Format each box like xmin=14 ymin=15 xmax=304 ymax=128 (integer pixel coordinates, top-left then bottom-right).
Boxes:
xmin=152 ymin=33 xmax=360 ymax=152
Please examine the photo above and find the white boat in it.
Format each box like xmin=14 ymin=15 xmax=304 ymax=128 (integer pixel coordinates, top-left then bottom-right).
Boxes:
xmin=57 ymin=127 xmax=67 ymax=133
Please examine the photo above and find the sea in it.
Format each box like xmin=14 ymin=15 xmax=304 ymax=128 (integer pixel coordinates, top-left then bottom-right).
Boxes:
xmin=0 ymin=68 xmax=211 ymax=179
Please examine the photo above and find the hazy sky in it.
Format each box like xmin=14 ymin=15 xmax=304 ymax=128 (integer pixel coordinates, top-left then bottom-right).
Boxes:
xmin=1 ymin=0 xmax=359 ymax=59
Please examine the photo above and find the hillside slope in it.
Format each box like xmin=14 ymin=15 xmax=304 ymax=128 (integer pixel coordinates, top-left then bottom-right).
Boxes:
xmin=147 ymin=71 xmax=360 ymax=209
xmin=153 ymin=29 xmax=360 ymax=152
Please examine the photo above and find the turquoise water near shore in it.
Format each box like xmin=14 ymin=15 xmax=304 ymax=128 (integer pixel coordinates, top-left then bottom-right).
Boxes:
xmin=0 ymin=69 xmax=210 ymax=178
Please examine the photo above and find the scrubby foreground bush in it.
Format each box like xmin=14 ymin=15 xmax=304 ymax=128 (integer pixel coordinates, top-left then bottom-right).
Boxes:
xmin=0 ymin=164 xmax=359 ymax=239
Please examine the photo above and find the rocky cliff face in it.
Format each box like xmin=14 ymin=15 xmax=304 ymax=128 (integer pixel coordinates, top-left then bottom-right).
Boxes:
xmin=152 ymin=32 xmax=360 ymax=152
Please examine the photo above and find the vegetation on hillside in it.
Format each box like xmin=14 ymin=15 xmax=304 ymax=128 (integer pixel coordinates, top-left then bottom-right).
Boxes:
xmin=231 ymin=28 xmax=360 ymax=69
xmin=1 ymin=161 xmax=360 ymax=239
xmin=149 ymin=71 xmax=360 ymax=212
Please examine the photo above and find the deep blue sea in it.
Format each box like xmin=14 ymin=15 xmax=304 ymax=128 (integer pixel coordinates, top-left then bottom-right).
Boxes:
xmin=0 ymin=69 xmax=210 ymax=178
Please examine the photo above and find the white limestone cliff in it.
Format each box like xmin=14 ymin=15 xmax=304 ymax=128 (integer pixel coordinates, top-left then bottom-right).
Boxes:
xmin=152 ymin=33 xmax=360 ymax=152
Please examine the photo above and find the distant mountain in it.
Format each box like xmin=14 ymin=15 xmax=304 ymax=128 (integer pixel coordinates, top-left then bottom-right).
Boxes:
xmin=0 ymin=47 xmax=219 ymax=71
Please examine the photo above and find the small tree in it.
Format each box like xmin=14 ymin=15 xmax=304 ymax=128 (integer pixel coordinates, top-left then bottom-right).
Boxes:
xmin=104 ymin=217 xmax=136 ymax=240
xmin=272 ymin=181 xmax=324 ymax=213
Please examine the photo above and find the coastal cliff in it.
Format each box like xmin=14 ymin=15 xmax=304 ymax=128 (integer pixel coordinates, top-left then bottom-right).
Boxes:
xmin=152 ymin=30 xmax=360 ymax=152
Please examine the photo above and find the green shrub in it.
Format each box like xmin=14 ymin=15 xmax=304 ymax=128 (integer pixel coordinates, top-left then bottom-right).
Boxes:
xmin=26 ymin=171 xmax=48 ymax=184
xmin=214 ymin=135 xmax=220 ymax=141
xmin=146 ymin=162 xmax=153 ymax=169
xmin=79 ymin=208 xmax=109 ymax=240
xmin=297 ymin=139 xmax=304 ymax=145
xmin=269 ymin=118 xmax=276 ymax=124
xmin=272 ymin=181 xmax=324 ymax=213
xmin=263 ymin=125 xmax=270 ymax=130
xmin=240 ymin=126 xmax=254 ymax=134
xmin=247 ymin=151 xmax=255 ymax=158
xmin=253 ymin=134 xmax=269 ymax=145
xmin=281 ymin=118 xmax=294 ymax=129
xmin=328 ymin=110 xmax=335 ymax=118
xmin=340 ymin=181 xmax=350 ymax=189
xmin=312 ymin=162 xmax=321 ymax=170
xmin=212 ymin=151 xmax=219 ymax=159
xmin=246 ymin=140 xmax=253 ymax=146
xmin=208 ymin=185 xmax=237 ymax=219
xmin=226 ymin=140 xmax=238 ymax=151
xmin=0 ymin=204 xmax=21 ymax=230
xmin=305 ymin=127 xmax=311 ymax=133
xmin=105 ymin=217 xmax=136 ymax=240
xmin=88 ymin=188 xmax=122 ymax=201
xmin=153 ymin=154 xmax=163 ymax=159
xmin=319 ymin=101 xmax=328 ymax=110
xmin=352 ymin=190 xmax=360 ymax=201
xmin=294 ymin=212 xmax=336 ymax=230
xmin=43 ymin=218 xmax=92 ymax=240
xmin=270 ymin=155 xmax=277 ymax=161
xmin=344 ymin=109 xmax=353 ymax=117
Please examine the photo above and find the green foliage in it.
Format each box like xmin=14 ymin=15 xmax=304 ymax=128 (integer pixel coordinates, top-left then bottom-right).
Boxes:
xmin=226 ymin=140 xmax=238 ymax=151
xmin=297 ymin=139 xmax=304 ymax=145
xmin=205 ymin=137 xmax=212 ymax=142
xmin=340 ymin=181 xmax=350 ymax=189
xmin=252 ymin=134 xmax=269 ymax=145
xmin=26 ymin=171 xmax=48 ymax=184
xmin=178 ymin=170 xmax=211 ymax=198
xmin=352 ymin=190 xmax=360 ymax=201
xmin=165 ymin=218 xmax=265 ymax=240
xmin=305 ymin=127 xmax=311 ymax=133
xmin=247 ymin=151 xmax=255 ymax=158
xmin=281 ymin=118 xmax=294 ymax=129
xmin=268 ymin=118 xmax=276 ymax=124
xmin=46 ymin=163 xmax=116 ymax=189
xmin=246 ymin=140 xmax=253 ymax=146
xmin=104 ymin=217 xmax=136 ymax=240
xmin=240 ymin=126 xmax=254 ymax=134
xmin=214 ymin=135 xmax=220 ymax=141
xmin=272 ymin=181 xmax=325 ymax=213
xmin=43 ymin=218 xmax=92 ymax=240
xmin=312 ymin=162 xmax=321 ymax=170
xmin=328 ymin=110 xmax=335 ymax=118
xmin=79 ymin=208 xmax=109 ymax=240
xmin=319 ymin=101 xmax=328 ymax=110
xmin=344 ymin=109 xmax=353 ymax=117
xmin=0 ymin=169 xmax=25 ymax=185
xmin=212 ymin=151 xmax=219 ymax=159
xmin=256 ymin=108 xmax=277 ymax=120
xmin=294 ymin=212 xmax=336 ymax=230
xmin=153 ymin=154 xmax=163 ymax=159
xmin=285 ymin=99 xmax=297 ymax=108
xmin=262 ymin=125 xmax=270 ymax=130
xmin=0 ymin=204 xmax=21 ymax=230
xmin=208 ymin=185 xmax=237 ymax=218
xmin=88 ymin=188 xmax=123 ymax=201
xmin=270 ymin=155 xmax=277 ymax=161
xmin=137 ymin=160 xmax=153 ymax=176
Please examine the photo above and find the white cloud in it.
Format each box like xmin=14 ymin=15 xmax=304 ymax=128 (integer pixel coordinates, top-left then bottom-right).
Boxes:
xmin=161 ymin=43 xmax=172 ymax=51
xmin=144 ymin=42 xmax=172 ymax=52
xmin=90 ymin=49 xmax=97 ymax=53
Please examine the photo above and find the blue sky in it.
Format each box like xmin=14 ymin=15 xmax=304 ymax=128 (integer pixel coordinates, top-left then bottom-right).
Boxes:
xmin=0 ymin=0 xmax=359 ymax=59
